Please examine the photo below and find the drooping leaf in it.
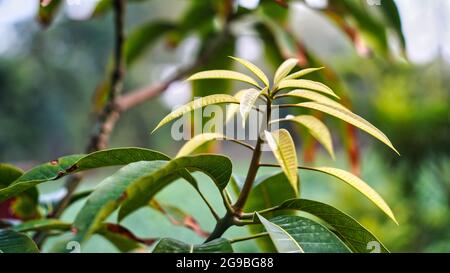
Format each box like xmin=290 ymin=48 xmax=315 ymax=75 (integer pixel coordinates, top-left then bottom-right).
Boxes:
xmin=275 ymin=89 xmax=348 ymax=111
xmin=294 ymin=102 xmax=399 ymax=154
xmin=258 ymin=214 xmax=351 ymax=253
xmin=277 ymin=79 xmax=340 ymax=98
xmin=97 ymin=223 xmax=155 ymax=252
xmin=118 ymin=154 xmax=232 ymax=221
xmin=240 ymin=88 xmax=264 ymax=127
xmin=256 ymin=213 xmax=303 ymax=253
xmin=152 ymin=94 xmax=239 ymax=133
xmin=187 ymin=70 xmax=261 ymax=88
xmin=153 ymin=238 xmax=233 ymax=253
xmin=0 ymin=148 xmax=170 ymax=202
xmin=299 ymin=166 xmax=397 ymax=224
xmin=225 ymin=89 xmax=253 ymax=123
xmin=284 ymin=67 xmax=324 ymax=80
xmin=12 ymin=219 xmax=71 ymax=233
xmin=273 ymin=199 xmax=389 ymax=252
xmin=72 ymin=161 xmax=170 ymax=243
xmin=272 ymin=115 xmax=335 ymax=159
xmin=264 ymin=129 xmax=299 ymax=195
xmin=0 ymin=229 xmax=39 ymax=253
xmin=230 ymin=56 xmax=269 ymax=87
xmin=273 ymin=58 xmax=298 ymax=85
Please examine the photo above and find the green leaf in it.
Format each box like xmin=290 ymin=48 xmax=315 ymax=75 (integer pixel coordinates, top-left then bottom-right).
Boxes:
xmin=300 ymin=166 xmax=397 ymax=224
xmin=294 ymin=102 xmax=399 ymax=154
xmin=125 ymin=21 xmax=176 ymax=66
xmin=240 ymin=88 xmax=264 ymax=127
xmin=12 ymin=219 xmax=71 ymax=233
xmin=118 ymin=154 xmax=232 ymax=221
xmin=0 ymin=164 xmax=23 ymax=186
xmin=72 ymin=161 xmax=170 ymax=243
xmin=277 ymin=79 xmax=340 ymax=98
xmin=275 ymin=89 xmax=348 ymax=111
xmin=153 ymin=238 xmax=233 ymax=253
xmin=97 ymin=223 xmax=155 ymax=252
xmin=244 ymin=173 xmax=297 ymax=252
xmin=187 ymin=70 xmax=261 ymax=88
xmin=264 ymin=129 xmax=299 ymax=195
xmin=0 ymin=148 xmax=170 ymax=202
xmin=273 ymin=199 xmax=389 ymax=252
xmin=284 ymin=67 xmax=324 ymax=80
xmin=176 ymin=133 xmax=226 ymax=157
xmin=230 ymin=56 xmax=269 ymax=87
xmin=271 ymin=115 xmax=334 ymax=159
xmin=258 ymin=214 xmax=351 ymax=253
xmin=0 ymin=229 xmax=39 ymax=253
xmin=152 ymin=94 xmax=239 ymax=133
xmin=256 ymin=213 xmax=303 ymax=253
xmin=273 ymin=58 xmax=298 ymax=85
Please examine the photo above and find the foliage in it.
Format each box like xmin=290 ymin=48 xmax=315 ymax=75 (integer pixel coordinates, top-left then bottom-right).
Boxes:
xmin=0 ymin=57 xmax=398 ymax=253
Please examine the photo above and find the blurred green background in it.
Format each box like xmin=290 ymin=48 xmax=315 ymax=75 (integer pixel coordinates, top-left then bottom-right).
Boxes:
xmin=0 ymin=0 xmax=449 ymax=252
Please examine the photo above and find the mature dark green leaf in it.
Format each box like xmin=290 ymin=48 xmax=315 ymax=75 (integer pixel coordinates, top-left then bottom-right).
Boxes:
xmin=153 ymin=238 xmax=233 ymax=253
xmin=0 ymin=229 xmax=39 ymax=253
xmin=258 ymin=215 xmax=351 ymax=253
xmin=272 ymin=199 xmax=389 ymax=253
xmin=380 ymin=0 xmax=406 ymax=50
xmin=0 ymin=148 xmax=169 ymax=202
xmin=118 ymin=154 xmax=232 ymax=221
xmin=244 ymin=172 xmax=297 ymax=252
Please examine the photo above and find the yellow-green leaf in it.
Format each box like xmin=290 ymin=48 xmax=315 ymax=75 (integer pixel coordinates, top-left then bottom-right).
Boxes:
xmin=275 ymin=89 xmax=348 ymax=111
xmin=186 ymin=70 xmax=261 ymax=88
xmin=295 ymin=102 xmax=399 ymax=155
xmin=264 ymin=129 xmax=299 ymax=195
xmin=230 ymin=56 xmax=269 ymax=87
xmin=274 ymin=58 xmax=298 ymax=85
xmin=300 ymin=166 xmax=398 ymax=225
xmin=176 ymin=133 xmax=226 ymax=157
xmin=240 ymin=88 xmax=263 ymax=127
xmin=225 ymin=89 xmax=248 ymax=123
xmin=277 ymin=79 xmax=340 ymax=99
xmin=272 ymin=115 xmax=334 ymax=159
xmin=284 ymin=67 xmax=324 ymax=80
xmin=152 ymin=94 xmax=239 ymax=133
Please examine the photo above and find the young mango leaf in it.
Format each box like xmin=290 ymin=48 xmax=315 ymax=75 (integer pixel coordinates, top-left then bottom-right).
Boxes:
xmin=0 ymin=148 xmax=170 ymax=202
xmin=273 ymin=199 xmax=389 ymax=252
xmin=0 ymin=229 xmax=39 ymax=253
xmin=240 ymin=88 xmax=264 ymax=128
xmin=225 ymin=89 xmax=253 ymax=123
xmin=295 ymin=102 xmax=399 ymax=154
xmin=244 ymin=173 xmax=297 ymax=252
xmin=153 ymin=238 xmax=233 ymax=253
xmin=97 ymin=223 xmax=156 ymax=252
xmin=257 ymin=214 xmax=351 ymax=253
xmin=273 ymin=58 xmax=298 ymax=85
xmin=299 ymin=166 xmax=397 ymax=225
xmin=284 ymin=67 xmax=324 ymax=80
xmin=277 ymin=79 xmax=340 ymax=98
xmin=275 ymin=89 xmax=348 ymax=111
xmin=264 ymin=129 xmax=299 ymax=195
xmin=152 ymin=94 xmax=239 ymax=133
xmin=118 ymin=154 xmax=232 ymax=221
xmin=229 ymin=56 xmax=269 ymax=87
xmin=186 ymin=70 xmax=261 ymax=89
xmin=12 ymin=219 xmax=71 ymax=233
xmin=272 ymin=115 xmax=335 ymax=159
